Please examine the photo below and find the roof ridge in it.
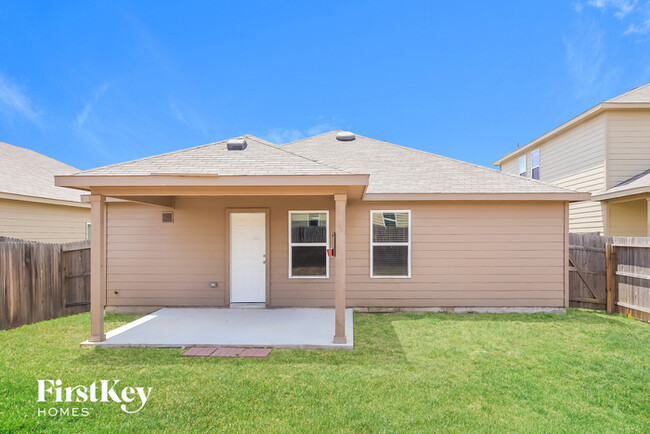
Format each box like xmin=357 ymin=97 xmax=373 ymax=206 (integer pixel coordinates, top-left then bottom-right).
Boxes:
xmin=248 ymin=135 xmax=355 ymax=174
xmin=352 ymin=136 xmax=574 ymax=191
xmin=72 ymin=138 xmax=239 ymax=175
xmin=350 ymin=133 xmax=578 ymax=193
xmin=282 ymin=130 xmax=342 ymax=146
xmin=613 ymin=167 xmax=650 ymax=188
xmin=1 ymin=142 xmax=80 ymax=173
xmin=607 ymin=82 xmax=650 ymax=102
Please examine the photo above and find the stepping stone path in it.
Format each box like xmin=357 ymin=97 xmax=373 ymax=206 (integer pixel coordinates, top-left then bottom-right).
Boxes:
xmin=182 ymin=347 xmax=272 ymax=358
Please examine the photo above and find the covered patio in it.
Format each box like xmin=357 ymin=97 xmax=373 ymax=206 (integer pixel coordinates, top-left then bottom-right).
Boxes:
xmin=82 ymin=307 xmax=354 ymax=349
xmin=593 ymin=169 xmax=650 ymax=236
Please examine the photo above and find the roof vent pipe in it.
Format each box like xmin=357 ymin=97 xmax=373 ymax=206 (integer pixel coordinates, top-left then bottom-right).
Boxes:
xmin=336 ymin=131 xmax=356 ymax=141
xmin=227 ymin=139 xmax=247 ymax=150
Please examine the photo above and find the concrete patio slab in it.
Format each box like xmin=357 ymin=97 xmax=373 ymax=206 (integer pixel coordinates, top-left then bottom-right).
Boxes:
xmin=81 ymin=308 xmax=354 ymax=349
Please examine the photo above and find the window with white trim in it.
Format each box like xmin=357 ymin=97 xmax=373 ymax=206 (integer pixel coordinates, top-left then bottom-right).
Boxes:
xmin=370 ymin=210 xmax=411 ymax=278
xmin=85 ymin=222 xmax=91 ymax=241
xmin=519 ymin=155 xmax=526 ymax=177
xmin=289 ymin=211 xmax=329 ymax=278
xmin=531 ymin=149 xmax=540 ymax=180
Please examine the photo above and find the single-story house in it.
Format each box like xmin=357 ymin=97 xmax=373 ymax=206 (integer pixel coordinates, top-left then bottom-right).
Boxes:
xmin=1 ymin=142 xmax=89 ymax=242
xmin=55 ymin=131 xmax=589 ymax=345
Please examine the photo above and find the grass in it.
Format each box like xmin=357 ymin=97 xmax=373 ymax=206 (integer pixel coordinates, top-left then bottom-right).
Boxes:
xmin=0 ymin=309 xmax=649 ymax=433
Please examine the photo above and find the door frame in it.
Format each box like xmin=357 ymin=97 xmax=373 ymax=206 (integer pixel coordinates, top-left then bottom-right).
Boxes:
xmin=225 ymin=208 xmax=271 ymax=306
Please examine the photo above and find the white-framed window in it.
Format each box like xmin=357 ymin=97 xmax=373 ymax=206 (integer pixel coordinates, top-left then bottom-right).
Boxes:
xmin=288 ymin=211 xmax=329 ymax=278
xmin=370 ymin=210 xmax=411 ymax=278
xmin=85 ymin=222 xmax=91 ymax=241
xmin=519 ymin=155 xmax=526 ymax=177
xmin=531 ymin=149 xmax=540 ymax=180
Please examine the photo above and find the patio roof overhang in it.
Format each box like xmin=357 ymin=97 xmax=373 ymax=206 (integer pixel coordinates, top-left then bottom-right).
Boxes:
xmin=55 ymin=174 xmax=370 ymax=201
xmin=592 ymin=187 xmax=650 ymax=202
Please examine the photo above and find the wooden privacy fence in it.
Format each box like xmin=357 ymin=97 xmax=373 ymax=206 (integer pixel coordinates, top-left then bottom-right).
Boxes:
xmin=0 ymin=237 xmax=90 ymax=330
xmin=569 ymin=233 xmax=650 ymax=322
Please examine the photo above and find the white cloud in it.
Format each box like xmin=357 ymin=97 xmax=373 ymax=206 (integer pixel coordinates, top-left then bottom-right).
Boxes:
xmin=587 ymin=0 xmax=637 ymax=18
xmin=75 ymin=82 xmax=110 ymax=127
xmin=582 ymin=0 xmax=650 ymax=34
xmin=169 ymin=101 xmax=211 ymax=136
xmin=0 ymin=73 xmax=40 ymax=124
xmin=264 ymin=128 xmax=306 ymax=144
xmin=563 ymin=20 xmax=609 ymax=97
xmin=625 ymin=17 xmax=650 ymax=33
xmin=262 ymin=119 xmax=340 ymax=144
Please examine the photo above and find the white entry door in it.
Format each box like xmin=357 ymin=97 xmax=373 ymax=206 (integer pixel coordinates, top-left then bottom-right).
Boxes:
xmin=230 ymin=212 xmax=266 ymax=303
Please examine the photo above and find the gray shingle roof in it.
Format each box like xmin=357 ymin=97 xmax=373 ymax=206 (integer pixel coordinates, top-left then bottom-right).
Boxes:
xmin=607 ymin=83 xmax=650 ymax=103
xmin=282 ymin=132 xmax=578 ymax=194
xmin=0 ymin=142 xmax=83 ymax=202
xmin=72 ymin=135 xmax=349 ymax=176
xmin=597 ymin=169 xmax=650 ymax=197
xmin=68 ymin=131 xmax=580 ymax=195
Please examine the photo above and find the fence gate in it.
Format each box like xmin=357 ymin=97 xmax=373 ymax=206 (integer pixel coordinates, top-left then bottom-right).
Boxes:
xmin=568 ymin=233 xmax=607 ymax=309
xmin=62 ymin=241 xmax=91 ymax=314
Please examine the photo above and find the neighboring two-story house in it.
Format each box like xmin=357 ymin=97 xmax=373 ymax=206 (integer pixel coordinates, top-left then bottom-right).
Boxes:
xmin=494 ymin=84 xmax=650 ymax=236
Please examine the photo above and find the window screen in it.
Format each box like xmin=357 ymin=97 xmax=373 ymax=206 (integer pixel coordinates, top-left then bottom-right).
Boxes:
xmin=531 ymin=149 xmax=540 ymax=180
xmin=519 ymin=155 xmax=526 ymax=177
xmin=289 ymin=211 xmax=328 ymax=277
xmin=371 ymin=210 xmax=411 ymax=277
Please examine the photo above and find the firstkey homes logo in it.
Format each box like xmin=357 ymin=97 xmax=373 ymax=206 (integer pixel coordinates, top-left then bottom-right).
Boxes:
xmin=37 ymin=379 xmax=152 ymax=416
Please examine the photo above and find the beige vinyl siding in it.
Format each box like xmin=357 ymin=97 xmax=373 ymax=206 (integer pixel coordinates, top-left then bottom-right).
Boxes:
xmin=106 ymin=197 xmax=567 ymax=309
xmin=346 ymin=200 xmax=566 ymax=308
xmin=607 ymin=199 xmax=648 ymax=236
xmin=0 ymin=198 xmax=90 ymax=242
xmin=500 ymin=157 xmax=521 ymax=177
xmin=606 ymin=110 xmax=650 ymax=188
xmin=500 ymin=114 xmax=606 ymax=233
xmin=106 ymin=196 xmax=334 ymax=307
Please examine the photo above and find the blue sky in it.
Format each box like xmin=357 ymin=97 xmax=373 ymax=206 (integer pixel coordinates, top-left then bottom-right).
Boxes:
xmin=1 ymin=1 xmax=650 ymax=171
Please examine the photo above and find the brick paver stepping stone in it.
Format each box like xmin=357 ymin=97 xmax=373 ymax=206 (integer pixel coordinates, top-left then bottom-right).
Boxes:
xmin=182 ymin=347 xmax=216 ymax=357
xmin=211 ymin=347 xmax=245 ymax=357
xmin=239 ymin=348 xmax=272 ymax=358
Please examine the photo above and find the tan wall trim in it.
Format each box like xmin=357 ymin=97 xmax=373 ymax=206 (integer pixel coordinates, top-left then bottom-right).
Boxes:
xmin=56 ymin=174 xmax=370 ymax=189
xmin=363 ymin=192 xmax=591 ymax=202
xmin=0 ymin=191 xmax=89 ymax=208
xmin=564 ymin=201 xmax=569 ymax=307
xmin=593 ymin=187 xmax=650 ymax=202
xmin=87 ymin=186 xmax=355 ymax=197
xmin=354 ymin=307 xmax=566 ymax=314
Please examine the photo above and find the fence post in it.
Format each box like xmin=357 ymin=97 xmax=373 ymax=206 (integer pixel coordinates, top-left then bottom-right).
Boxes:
xmin=606 ymin=243 xmax=616 ymax=314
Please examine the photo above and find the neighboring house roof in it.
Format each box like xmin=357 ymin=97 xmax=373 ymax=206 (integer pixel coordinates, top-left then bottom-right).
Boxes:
xmin=493 ymin=83 xmax=650 ymax=166
xmin=592 ymin=169 xmax=650 ymax=201
xmin=0 ymin=142 xmax=84 ymax=204
xmin=607 ymin=83 xmax=650 ymax=103
xmin=60 ymin=131 xmax=585 ymax=199
xmin=70 ymin=135 xmax=350 ymax=176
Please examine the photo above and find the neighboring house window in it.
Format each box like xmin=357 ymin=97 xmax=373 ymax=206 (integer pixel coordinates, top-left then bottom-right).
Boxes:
xmin=531 ymin=149 xmax=540 ymax=180
xmin=519 ymin=155 xmax=526 ymax=177
xmin=370 ymin=210 xmax=411 ymax=278
xmin=85 ymin=222 xmax=91 ymax=241
xmin=289 ymin=211 xmax=329 ymax=278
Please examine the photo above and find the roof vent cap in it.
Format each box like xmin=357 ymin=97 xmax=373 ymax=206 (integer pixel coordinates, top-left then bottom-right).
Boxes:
xmin=336 ymin=131 xmax=356 ymax=142
xmin=227 ymin=138 xmax=247 ymax=150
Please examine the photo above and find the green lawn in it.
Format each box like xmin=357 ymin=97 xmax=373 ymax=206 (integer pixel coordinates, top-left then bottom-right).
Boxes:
xmin=1 ymin=310 xmax=649 ymax=433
